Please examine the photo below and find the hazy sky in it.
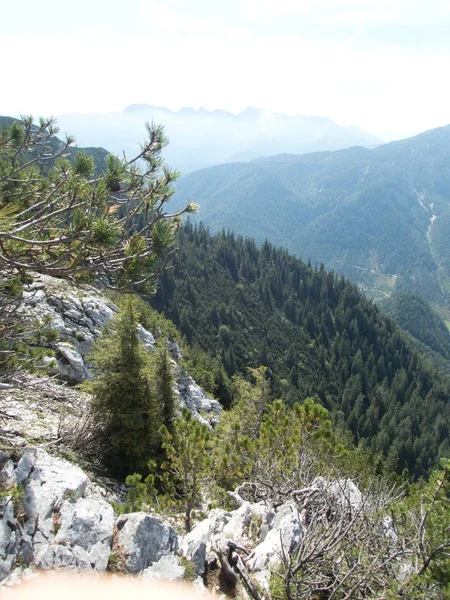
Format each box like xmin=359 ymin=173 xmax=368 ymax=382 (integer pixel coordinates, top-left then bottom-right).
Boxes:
xmin=2 ymin=0 xmax=450 ymax=140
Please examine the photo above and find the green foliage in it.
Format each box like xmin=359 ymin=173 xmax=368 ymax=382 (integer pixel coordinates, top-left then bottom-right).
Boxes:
xmin=0 ymin=115 xmax=193 ymax=374
xmin=179 ymin=556 xmax=198 ymax=581
xmin=393 ymin=459 xmax=450 ymax=598
xmin=212 ymin=373 xmax=338 ymax=504
xmin=107 ymin=546 xmax=127 ymax=573
xmin=154 ymin=222 xmax=450 ymax=479
xmin=112 ymin=293 xmax=180 ymax=342
xmin=381 ymin=290 xmax=450 ymax=373
xmin=161 ymin=408 xmax=212 ymax=532
xmin=155 ymin=342 xmax=177 ymax=436
xmin=88 ymin=298 xmax=161 ymax=476
xmin=181 ymin=344 xmax=232 ymax=404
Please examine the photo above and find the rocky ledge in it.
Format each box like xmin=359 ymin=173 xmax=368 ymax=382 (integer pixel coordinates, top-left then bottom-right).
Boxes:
xmin=0 ymin=446 xmax=311 ymax=597
xmin=0 ymin=447 xmax=180 ymax=584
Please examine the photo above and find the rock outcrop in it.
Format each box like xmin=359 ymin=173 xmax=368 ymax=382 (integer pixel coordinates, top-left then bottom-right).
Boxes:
xmin=0 ymin=447 xmax=182 ymax=585
xmin=17 ymin=273 xmax=221 ymax=427
xmin=0 ymin=448 xmax=115 ymax=579
xmin=182 ymin=499 xmax=302 ymax=594
xmin=0 ymin=274 xmax=222 ymax=585
xmin=1 ymin=444 xmax=371 ymax=598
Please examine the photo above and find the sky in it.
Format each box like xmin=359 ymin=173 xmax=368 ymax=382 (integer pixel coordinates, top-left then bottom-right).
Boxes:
xmin=2 ymin=0 xmax=450 ymax=140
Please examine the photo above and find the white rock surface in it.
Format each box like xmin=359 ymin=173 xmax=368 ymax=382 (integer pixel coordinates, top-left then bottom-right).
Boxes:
xmin=20 ymin=273 xmax=155 ymax=383
xmin=177 ymin=375 xmax=222 ymax=428
xmin=182 ymin=499 xmax=302 ymax=592
xmin=248 ymin=502 xmax=302 ymax=592
xmin=55 ymin=496 xmax=115 ymax=570
xmin=181 ymin=509 xmax=230 ymax=575
xmin=141 ymin=554 xmax=185 ymax=581
xmin=0 ymin=448 xmax=116 ymax=579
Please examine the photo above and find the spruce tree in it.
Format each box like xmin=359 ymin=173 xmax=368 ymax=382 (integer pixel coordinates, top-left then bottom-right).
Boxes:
xmin=90 ymin=298 xmax=160 ymax=476
xmin=155 ymin=343 xmax=176 ymax=436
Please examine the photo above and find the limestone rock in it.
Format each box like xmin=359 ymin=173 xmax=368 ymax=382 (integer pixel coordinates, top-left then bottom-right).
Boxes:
xmin=141 ymin=554 xmax=185 ymax=581
xmin=55 ymin=496 xmax=114 ymax=570
xmin=116 ymin=512 xmax=179 ymax=574
xmin=181 ymin=509 xmax=230 ymax=575
xmin=55 ymin=342 xmax=90 ymax=383
xmin=177 ymin=375 xmax=222 ymax=428
xmin=16 ymin=272 xmax=221 ymax=426
xmin=183 ymin=500 xmax=302 ymax=592
xmin=312 ymin=477 xmax=363 ymax=511
xmin=13 ymin=448 xmax=88 ymax=540
xmin=0 ymin=448 xmax=115 ymax=580
xmin=248 ymin=502 xmax=302 ymax=572
xmin=222 ymin=502 xmax=253 ymax=541
xmin=0 ymin=492 xmax=21 ymax=580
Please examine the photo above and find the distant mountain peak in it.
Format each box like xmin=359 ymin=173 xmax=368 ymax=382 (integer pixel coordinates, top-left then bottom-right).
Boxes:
xmin=55 ymin=105 xmax=382 ymax=173
xmin=123 ymin=104 xmax=173 ymax=115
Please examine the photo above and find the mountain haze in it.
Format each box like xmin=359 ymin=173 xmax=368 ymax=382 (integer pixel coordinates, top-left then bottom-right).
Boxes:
xmin=54 ymin=105 xmax=381 ymax=173
xmin=172 ymin=126 xmax=450 ymax=306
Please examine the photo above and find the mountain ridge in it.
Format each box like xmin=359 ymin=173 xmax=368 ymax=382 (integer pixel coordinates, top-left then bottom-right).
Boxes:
xmin=171 ymin=124 xmax=450 ymax=307
xmin=49 ymin=105 xmax=381 ymax=173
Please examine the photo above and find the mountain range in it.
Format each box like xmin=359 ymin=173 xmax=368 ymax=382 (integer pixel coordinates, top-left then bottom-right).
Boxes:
xmin=53 ymin=105 xmax=381 ymax=173
xmin=171 ymin=125 xmax=450 ymax=307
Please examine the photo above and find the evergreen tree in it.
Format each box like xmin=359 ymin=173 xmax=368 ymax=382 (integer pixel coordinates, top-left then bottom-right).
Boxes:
xmin=161 ymin=408 xmax=211 ymax=532
xmin=89 ymin=298 xmax=160 ymax=476
xmin=0 ymin=117 xmax=196 ymax=374
xmin=153 ymin=222 xmax=450 ymax=479
xmin=155 ymin=342 xmax=176 ymax=436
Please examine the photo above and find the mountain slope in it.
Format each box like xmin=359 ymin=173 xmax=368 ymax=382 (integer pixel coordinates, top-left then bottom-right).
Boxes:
xmin=153 ymin=223 xmax=450 ymax=478
xmin=171 ymin=126 xmax=450 ymax=306
xmin=380 ymin=291 xmax=450 ymax=375
xmin=53 ymin=105 xmax=381 ymax=173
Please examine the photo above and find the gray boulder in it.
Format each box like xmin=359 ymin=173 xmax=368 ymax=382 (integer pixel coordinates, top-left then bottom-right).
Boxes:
xmin=55 ymin=497 xmax=114 ymax=570
xmin=12 ymin=448 xmax=88 ymax=540
xmin=1 ymin=448 xmax=115 ymax=579
xmin=116 ymin=512 xmax=179 ymax=574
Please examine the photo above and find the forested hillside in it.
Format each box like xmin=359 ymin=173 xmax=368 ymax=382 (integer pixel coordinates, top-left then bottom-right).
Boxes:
xmin=154 ymin=223 xmax=450 ymax=478
xmin=381 ymin=291 xmax=450 ymax=375
xmin=171 ymin=126 xmax=450 ymax=306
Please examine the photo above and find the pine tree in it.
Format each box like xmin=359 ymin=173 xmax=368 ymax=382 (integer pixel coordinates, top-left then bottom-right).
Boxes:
xmin=89 ymin=298 xmax=160 ymax=476
xmin=0 ymin=117 xmax=196 ymax=375
xmin=161 ymin=408 xmax=211 ymax=532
